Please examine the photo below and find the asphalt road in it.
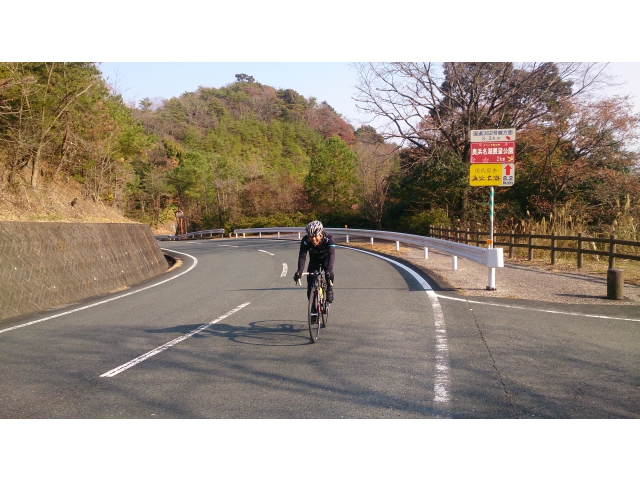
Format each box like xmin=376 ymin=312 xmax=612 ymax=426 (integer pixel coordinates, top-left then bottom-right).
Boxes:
xmin=0 ymin=237 xmax=638 ymax=418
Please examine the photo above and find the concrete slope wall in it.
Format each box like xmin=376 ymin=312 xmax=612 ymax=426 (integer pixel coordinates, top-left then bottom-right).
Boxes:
xmin=0 ymin=222 xmax=168 ymax=321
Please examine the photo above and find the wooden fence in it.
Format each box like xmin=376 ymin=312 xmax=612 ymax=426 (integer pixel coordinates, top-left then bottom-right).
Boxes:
xmin=429 ymin=226 xmax=640 ymax=269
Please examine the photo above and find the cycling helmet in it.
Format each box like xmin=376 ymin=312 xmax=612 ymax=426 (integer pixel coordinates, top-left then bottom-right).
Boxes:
xmin=306 ymin=220 xmax=324 ymax=237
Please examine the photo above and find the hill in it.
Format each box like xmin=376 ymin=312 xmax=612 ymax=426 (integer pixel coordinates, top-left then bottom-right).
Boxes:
xmin=0 ymin=64 xmax=365 ymax=234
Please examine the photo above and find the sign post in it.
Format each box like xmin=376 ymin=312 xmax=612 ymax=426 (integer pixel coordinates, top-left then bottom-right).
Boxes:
xmin=489 ymin=186 xmax=495 ymax=289
xmin=469 ymin=128 xmax=516 ymax=290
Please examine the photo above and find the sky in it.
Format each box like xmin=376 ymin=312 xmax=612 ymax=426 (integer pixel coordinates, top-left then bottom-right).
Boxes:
xmin=9 ymin=1 xmax=640 ymax=131
xmin=8 ymin=2 xmax=640 ymax=131
xmin=98 ymin=62 xmax=372 ymax=128
xmin=98 ymin=62 xmax=640 ymax=132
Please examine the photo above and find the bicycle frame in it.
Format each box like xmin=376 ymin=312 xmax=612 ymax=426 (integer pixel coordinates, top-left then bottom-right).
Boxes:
xmin=297 ymin=269 xmax=328 ymax=342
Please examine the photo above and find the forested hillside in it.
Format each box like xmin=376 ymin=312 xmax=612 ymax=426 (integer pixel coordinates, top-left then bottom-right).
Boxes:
xmin=2 ymin=62 xmax=640 ymax=240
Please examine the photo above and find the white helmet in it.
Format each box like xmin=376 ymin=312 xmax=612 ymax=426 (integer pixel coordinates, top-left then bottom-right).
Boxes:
xmin=306 ymin=220 xmax=323 ymax=237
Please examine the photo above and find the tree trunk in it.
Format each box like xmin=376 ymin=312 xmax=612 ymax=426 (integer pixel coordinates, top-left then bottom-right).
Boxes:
xmin=31 ymin=141 xmax=45 ymax=189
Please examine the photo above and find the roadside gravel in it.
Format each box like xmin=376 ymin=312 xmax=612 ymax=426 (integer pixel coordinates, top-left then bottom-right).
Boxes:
xmin=341 ymin=240 xmax=640 ymax=306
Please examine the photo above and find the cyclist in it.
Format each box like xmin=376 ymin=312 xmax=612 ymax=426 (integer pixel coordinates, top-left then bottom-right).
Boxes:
xmin=293 ymin=220 xmax=335 ymax=303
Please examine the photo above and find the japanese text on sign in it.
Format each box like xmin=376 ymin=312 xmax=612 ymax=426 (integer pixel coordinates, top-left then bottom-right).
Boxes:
xmin=469 ymin=163 xmax=515 ymax=187
xmin=470 ymin=141 xmax=515 ymax=163
xmin=470 ymin=128 xmax=516 ymax=142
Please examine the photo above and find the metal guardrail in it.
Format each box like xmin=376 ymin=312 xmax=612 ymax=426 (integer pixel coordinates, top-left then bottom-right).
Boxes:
xmin=161 ymin=229 xmax=225 ymax=241
xmin=233 ymin=227 xmax=504 ymax=289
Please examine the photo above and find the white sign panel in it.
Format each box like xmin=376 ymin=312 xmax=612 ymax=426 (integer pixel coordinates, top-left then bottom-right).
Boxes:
xmin=470 ymin=128 xmax=516 ymax=143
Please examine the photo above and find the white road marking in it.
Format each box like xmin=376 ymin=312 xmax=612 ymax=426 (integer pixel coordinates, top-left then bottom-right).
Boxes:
xmin=281 ymin=263 xmax=288 ymax=277
xmin=340 ymin=246 xmax=451 ymax=411
xmin=258 ymin=250 xmax=275 ymax=256
xmin=435 ymin=293 xmax=640 ymax=322
xmin=217 ymin=245 xmax=239 ymax=248
xmin=0 ymin=249 xmax=198 ymax=335
xmin=100 ymin=302 xmax=250 ymax=378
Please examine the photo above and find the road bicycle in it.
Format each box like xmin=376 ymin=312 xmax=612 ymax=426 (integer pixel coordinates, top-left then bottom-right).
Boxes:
xmin=297 ymin=270 xmax=329 ymax=343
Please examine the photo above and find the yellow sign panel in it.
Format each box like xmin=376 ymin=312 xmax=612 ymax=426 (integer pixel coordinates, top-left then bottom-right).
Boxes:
xmin=469 ymin=163 xmax=515 ymax=187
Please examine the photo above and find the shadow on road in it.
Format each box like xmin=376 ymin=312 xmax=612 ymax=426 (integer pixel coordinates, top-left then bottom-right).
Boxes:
xmin=146 ymin=320 xmax=313 ymax=347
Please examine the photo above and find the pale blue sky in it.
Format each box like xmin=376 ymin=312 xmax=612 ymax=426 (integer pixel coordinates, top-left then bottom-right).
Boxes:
xmin=99 ymin=62 xmax=640 ymax=133
xmin=9 ymin=1 xmax=640 ymax=132
xmin=99 ymin=62 xmax=371 ymax=128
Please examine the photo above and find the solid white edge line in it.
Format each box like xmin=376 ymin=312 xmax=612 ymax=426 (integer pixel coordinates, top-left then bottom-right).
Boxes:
xmin=435 ymin=293 xmax=640 ymax=322
xmin=339 ymin=246 xmax=451 ymax=409
xmin=100 ymin=302 xmax=250 ymax=377
xmin=0 ymin=248 xmax=198 ymax=335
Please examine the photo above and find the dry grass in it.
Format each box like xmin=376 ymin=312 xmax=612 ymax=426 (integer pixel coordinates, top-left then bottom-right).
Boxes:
xmin=0 ymin=173 xmax=133 ymax=224
xmin=0 ymin=173 xmax=181 ymax=235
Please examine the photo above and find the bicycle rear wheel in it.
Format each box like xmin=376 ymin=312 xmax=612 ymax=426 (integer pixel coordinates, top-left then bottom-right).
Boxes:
xmin=308 ymin=288 xmax=321 ymax=343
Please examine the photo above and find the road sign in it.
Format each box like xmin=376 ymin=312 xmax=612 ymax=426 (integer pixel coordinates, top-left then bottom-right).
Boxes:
xmin=470 ymin=128 xmax=516 ymax=143
xmin=469 ymin=163 xmax=515 ymax=187
xmin=470 ymin=142 xmax=515 ymax=163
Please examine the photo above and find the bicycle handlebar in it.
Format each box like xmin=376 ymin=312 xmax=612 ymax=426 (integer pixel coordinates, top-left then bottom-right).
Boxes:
xmin=296 ymin=271 xmax=323 ymax=286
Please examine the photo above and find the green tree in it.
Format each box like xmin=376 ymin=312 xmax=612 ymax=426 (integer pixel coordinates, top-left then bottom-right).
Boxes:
xmin=0 ymin=62 xmax=101 ymax=189
xmin=305 ymin=135 xmax=359 ymax=218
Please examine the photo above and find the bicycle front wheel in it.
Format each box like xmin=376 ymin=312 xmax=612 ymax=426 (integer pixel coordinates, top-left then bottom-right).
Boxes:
xmin=320 ymin=283 xmax=328 ymax=328
xmin=308 ymin=289 xmax=321 ymax=343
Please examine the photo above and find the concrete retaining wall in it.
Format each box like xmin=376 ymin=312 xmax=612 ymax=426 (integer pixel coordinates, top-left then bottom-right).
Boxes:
xmin=0 ymin=222 xmax=169 ymax=321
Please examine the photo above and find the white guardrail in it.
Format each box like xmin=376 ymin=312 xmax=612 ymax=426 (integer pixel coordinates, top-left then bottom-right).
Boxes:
xmin=233 ymin=227 xmax=504 ymax=290
xmin=162 ymin=229 xmax=225 ymax=241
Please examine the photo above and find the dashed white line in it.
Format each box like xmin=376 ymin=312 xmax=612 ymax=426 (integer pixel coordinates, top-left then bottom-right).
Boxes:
xmin=281 ymin=263 xmax=288 ymax=277
xmin=340 ymin=246 xmax=450 ymax=411
xmin=435 ymin=293 xmax=640 ymax=322
xmin=258 ymin=249 xmax=275 ymax=256
xmin=0 ymin=249 xmax=198 ymax=335
xmin=100 ymin=302 xmax=250 ymax=378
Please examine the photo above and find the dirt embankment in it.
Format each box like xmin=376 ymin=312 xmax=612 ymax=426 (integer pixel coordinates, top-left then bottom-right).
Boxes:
xmin=0 ymin=176 xmax=174 ymax=235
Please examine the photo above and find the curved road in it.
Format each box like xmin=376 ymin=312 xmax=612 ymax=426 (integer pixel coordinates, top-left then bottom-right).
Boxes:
xmin=0 ymin=238 xmax=638 ymax=418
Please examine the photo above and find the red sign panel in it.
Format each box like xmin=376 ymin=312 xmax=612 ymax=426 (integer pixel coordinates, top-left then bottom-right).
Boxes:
xmin=470 ymin=142 xmax=515 ymax=164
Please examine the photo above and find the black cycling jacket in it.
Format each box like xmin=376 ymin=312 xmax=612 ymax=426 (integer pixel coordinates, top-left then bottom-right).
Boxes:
xmin=297 ymin=232 xmax=335 ymax=273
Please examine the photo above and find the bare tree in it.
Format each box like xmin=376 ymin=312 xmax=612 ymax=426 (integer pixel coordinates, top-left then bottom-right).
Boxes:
xmin=353 ymin=127 xmax=397 ymax=229
xmin=353 ymin=62 xmax=613 ymax=159
xmin=352 ymin=62 xmax=616 ymax=220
